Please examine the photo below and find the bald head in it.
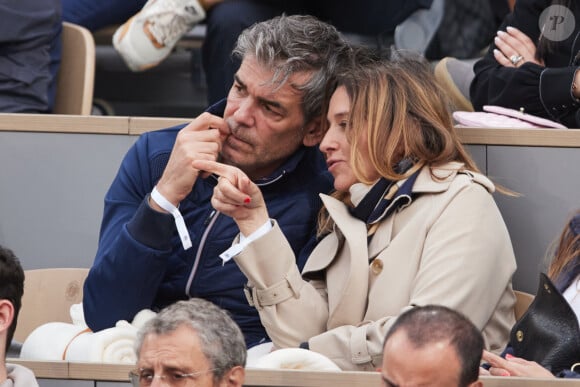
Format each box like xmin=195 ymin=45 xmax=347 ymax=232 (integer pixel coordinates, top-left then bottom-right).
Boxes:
xmin=381 ymin=305 xmax=484 ymax=387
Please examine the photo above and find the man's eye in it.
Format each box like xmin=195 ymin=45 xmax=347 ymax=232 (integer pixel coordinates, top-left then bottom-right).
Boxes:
xmin=233 ymin=83 xmax=244 ymax=93
xmin=171 ymin=372 xmax=190 ymax=381
xmin=262 ymin=103 xmax=281 ymax=116
xmin=140 ymin=371 xmax=154 ymax=381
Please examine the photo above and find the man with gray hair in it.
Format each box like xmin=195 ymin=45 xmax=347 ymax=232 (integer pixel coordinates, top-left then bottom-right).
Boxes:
xmin=83 ymin=14 xmax=352 ymax=350
xmin=381 ymin=305 xmax=484 ymax=387
xmin=131 ymin=298 xmax=245 ymax=387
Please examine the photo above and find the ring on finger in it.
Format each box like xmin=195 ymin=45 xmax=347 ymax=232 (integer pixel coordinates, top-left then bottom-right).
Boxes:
xmin=510 ymin=54 xmax=523 ymax=65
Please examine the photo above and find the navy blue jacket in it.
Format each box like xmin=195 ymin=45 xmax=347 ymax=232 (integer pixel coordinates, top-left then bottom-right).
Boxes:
xmin=83 ymin=101 xmax=332 ymax=346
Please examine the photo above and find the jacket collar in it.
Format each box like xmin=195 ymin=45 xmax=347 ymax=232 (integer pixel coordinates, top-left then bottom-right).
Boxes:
xmin=324 ymin=162 xmax=495 ymax=225
xmin=412 ymin=161 xmax=495 ymax=194
xmin=206 ymin=99 xmax=227 ymax=116
xmin=254 ymin=147 xmax=310 ymax=186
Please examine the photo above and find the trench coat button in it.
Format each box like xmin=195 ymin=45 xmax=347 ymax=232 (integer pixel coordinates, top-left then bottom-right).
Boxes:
xmin=371 ymin=259 xmax=383 ymax=275
xmin=516 ymin=330 xmax=524 ymax=342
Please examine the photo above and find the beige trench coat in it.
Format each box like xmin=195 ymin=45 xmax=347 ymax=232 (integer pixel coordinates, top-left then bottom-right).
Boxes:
xmin=235 ymin=162 xmax=517 ymax=371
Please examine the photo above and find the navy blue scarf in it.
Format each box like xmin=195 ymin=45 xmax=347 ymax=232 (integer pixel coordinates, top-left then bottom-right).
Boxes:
xmin=349 ymin=160 xmax=420 ymax=225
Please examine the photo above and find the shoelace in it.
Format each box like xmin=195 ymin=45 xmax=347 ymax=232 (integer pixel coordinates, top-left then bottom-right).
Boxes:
xmin=145 ymin=1 xmax=201 ymax=46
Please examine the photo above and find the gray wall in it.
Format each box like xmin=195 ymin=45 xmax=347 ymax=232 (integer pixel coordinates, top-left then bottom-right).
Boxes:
xmin=489 ymin=146 xmax=580 ymax=294
xmin=0 ymin=132 xmax=136 ymax=269
xmin=0 ymin=134 xmax=577 ymax=294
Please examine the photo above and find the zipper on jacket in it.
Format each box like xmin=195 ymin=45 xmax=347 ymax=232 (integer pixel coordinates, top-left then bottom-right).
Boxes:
xmin=185 ymin=210 xmax=220 ymax=296
xmin=183 ymin=169 xmax=286 ymax=296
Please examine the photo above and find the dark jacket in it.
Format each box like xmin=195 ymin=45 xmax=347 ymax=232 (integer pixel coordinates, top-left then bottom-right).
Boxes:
xmin=83 ymin=101 xmax=332 ymax=346
xmin=471 ymin=0 xmax=580 ymax=127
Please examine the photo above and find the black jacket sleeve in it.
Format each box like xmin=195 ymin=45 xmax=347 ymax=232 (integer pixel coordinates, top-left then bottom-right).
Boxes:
xmin=470 ymin=0 xmax=580 ymax=127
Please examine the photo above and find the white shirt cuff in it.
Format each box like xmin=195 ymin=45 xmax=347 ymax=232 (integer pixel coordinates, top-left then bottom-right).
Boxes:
xmin=219 ymin=220 xmax=273 ymax=264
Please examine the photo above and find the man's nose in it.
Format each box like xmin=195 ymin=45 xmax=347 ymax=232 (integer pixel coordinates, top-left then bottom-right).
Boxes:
xmin=232 ymin=97 xmax=255 ymax=127
xmin=150 ymin=377 xmax=169 ymax=386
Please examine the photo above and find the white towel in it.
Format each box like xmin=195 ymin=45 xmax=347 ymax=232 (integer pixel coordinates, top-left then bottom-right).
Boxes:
xmin=251 ymin=348 xmax=341 ymax=371
xmin=246 ymin=341 xmax=274 ymax=367
xmin=20 ymin=322 xmax=88 ymax=361
xmin=20 ymin=305 xmax=157 ymax=364
xmin=69 ymin=303 xmax=87 ymax=328
xmin=63 ymin=320 xmax=138 ymax=363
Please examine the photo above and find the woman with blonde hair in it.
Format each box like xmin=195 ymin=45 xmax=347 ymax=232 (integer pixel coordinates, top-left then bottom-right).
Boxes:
xmin=193 ymin=53 xmax=517 ymax=371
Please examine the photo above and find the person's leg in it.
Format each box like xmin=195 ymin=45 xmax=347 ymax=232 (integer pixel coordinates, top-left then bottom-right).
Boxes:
xmin=48 ymin=17 xmax=63 ymax=112
xmin=62 ymin=0 xmax=146 ymax=31
xmin=201 ymin=0 xmax=301 ymax=104
xmin=313 ymin=0 xmax=431 ymax=36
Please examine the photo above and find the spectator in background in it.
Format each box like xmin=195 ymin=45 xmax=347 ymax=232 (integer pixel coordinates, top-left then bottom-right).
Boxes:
xmin=204 ymin=0 xmax=514 ymax=104
xmin=0 ymin=0 xmax=62 ymax=113
xmin=131 ymin=298 xmax=245 ymax=387
xmin=425 ymin=0 xmax=509 ymax=60
xmin=63 ymin=0 xmax=430 ymax=105
xmin=381 ymin=305 xmax=484 ymax=387
xmin=193 ymin=53 xmax=516 ymax=370
xmin=83 ymin=15 xmax=350 ymax=350
xmin=482 ymin=210 xmax=580 ymax=379
xmin=470 ymin=0 xmax=580 ymax=127
xmin=202 ymin=0 xmax=432 ymax=104
xmin=0 ymin=245 xmax=39 ymax=387
xmin=63 ymin=0 xmax=142 ymax=32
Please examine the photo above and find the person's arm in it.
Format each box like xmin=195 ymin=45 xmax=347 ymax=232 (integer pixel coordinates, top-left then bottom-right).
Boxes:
xmin=83 ymin=131 xmax=182 ymax=331
xmin=470 ymin=0 xmax=580 ymax=125
xmin=84 ymin=116 xmax=228 ymax=331
xmin=191 ymin=159 xmax=330 ymax=344
xmin=470 ymin=1 xmax=543 ymax=110
xmin=234 ymin=222 xmax=330 ymax=346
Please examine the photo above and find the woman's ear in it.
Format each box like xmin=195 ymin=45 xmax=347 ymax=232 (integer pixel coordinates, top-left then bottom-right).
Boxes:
xmin=302 ymin=117 xmax=325 ymax=147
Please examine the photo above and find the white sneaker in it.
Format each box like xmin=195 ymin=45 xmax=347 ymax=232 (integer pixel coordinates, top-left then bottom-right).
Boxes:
xmin=113 ymin=0 xmax=205 ymax=71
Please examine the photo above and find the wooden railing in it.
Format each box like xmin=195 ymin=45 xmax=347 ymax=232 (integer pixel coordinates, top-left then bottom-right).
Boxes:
xmin=2 ymin=113 xmax=580 ymax=146
xmin=7 ymin=359 xmax=576 ymax=387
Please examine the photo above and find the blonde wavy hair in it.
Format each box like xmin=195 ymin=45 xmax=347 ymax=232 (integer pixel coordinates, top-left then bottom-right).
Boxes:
xmin=318 ymin=54 xmax=482 ymax=235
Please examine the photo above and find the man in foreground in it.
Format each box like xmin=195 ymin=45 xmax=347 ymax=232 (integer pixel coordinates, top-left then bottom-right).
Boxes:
xmin=131 ymin=298 xmax=245 ymax=387
xmin=381 ymin=305 xmax=484 ymax=387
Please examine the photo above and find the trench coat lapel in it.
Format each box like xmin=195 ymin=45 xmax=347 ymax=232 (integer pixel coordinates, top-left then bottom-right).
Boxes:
xmin=318 ymin=194 xmax=369 ymax=328
xmin=367 ymin=219 xmax=394 ymax=261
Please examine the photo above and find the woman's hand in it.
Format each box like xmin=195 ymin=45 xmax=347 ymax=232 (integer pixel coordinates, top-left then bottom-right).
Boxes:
xmin=481 ymin=350 xmax=555 ymax=378
xmin=192 ymin=159 xmax=269 ymax=236
xmin=493 ymin=26 xmax=544 ymax=68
